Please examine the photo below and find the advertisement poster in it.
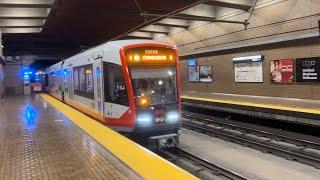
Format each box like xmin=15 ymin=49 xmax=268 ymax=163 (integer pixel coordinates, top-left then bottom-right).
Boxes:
xmin=199 ymin=66 xmax=213 ymax=82
xmin=270 ymin=59 xmax=294 ymax=84
xmin=234 ymin=62 xmax=263 ymax=82
xmin=188 ymin=66 xmax=199 ymax=82
xmin=296 ymin=57 xmax=320 ymax=82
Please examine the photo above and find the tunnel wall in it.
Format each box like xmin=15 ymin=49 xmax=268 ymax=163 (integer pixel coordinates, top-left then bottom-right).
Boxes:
xmin=4 ymin=65 xmax=24 ymax=96
xmin=156 ymin=0 xmax=320 ymax=99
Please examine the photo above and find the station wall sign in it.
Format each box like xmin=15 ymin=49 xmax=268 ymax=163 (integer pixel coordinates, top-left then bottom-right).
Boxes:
xmin=296 ymin=57 xmax=320 ymax=82
xmin=270 ymin=59 xmax=294 ymax=84
xmin=188 ymin=58 xmax=197 ymax=66
xmin=234 ymin=62 xmax=263 ymax=83
xmin=233 ymin=54 xmax=264 ymax=83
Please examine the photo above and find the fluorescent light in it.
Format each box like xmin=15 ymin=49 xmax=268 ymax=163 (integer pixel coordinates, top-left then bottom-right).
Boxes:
xmin=233 ymin=55 xmax=263 ymax=62
xmin=0 ymin=19 xmax=45 ymax=26
xmin=0 ymin=0 xmax=54 ymax=5
xmin=2 ymin=27 xmax=42 ymax=33
xmin=0 ymin=8 xmax=49 ymax=17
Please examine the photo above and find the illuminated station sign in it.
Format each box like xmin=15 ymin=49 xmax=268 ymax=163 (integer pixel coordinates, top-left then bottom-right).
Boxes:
xmin=125 ymin=47 xmax=177 ymax=65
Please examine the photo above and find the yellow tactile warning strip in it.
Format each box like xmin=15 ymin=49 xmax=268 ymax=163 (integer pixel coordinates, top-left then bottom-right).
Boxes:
xmin=181 ymin=95 xmax=320 ymax=115
xmin=41 ymin=94 xmax=197 ymax=180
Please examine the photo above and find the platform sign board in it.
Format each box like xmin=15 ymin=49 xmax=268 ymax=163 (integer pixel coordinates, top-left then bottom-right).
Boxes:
xmin=296 ymin=57 xmax=320 ymax=82
xmin=233 ymin=55 xmax=264 ymax=83
xmin=270 ymin=59 xmax=294 ymax=84
xmin=234 ymin=62 xmax=263 ymax=83
xmin=199 ymin=65 xmax=213 ymax=82
xmin=188 ymin=66 xmax=200 ymax=82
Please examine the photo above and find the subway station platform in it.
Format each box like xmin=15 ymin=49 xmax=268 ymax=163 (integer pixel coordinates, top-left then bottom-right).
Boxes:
xmin=181 ymin=91 xmax=320 ymax=126
xmin=0 ymin=95 xmax=194 ymax=179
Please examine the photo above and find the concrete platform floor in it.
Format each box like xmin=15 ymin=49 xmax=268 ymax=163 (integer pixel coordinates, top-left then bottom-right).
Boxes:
xmin=0 ymin=95 xmax=139 ymax=179
xmin=180 ymin=129 xmax=320 ymax=180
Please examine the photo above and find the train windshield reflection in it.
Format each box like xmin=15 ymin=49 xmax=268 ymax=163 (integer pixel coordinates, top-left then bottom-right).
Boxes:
xmin=130 ymin=66 xmax=177 ymax=105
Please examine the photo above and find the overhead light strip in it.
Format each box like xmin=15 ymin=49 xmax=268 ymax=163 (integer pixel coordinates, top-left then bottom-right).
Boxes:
xmin=0 ymin=0 xmax=55 ymax=33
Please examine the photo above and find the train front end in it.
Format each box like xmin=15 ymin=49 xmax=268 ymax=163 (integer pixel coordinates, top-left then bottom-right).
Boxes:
xmin=122 ymin=44 xmax=181 ymax=148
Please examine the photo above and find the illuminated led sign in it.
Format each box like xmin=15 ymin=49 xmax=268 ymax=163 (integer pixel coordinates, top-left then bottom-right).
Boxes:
xmin=188 ymin=58 xmax=197 ymax=66
xmin=126 ymin=47 xmax=176 ymax=66
xmin=85 ymin=69 xmax=92 ymax=74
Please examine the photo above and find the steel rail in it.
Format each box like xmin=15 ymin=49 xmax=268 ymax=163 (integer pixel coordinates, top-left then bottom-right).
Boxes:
xmin=183 ymin=112 xmax=320 ymax=150
xmin=159 ymin=148 xmax=248 ymax=180
xmin=182 ymin=120 xmax=320 ymax=168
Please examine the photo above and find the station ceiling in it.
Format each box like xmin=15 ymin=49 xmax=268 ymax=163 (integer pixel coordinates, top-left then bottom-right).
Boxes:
xmin=1 ymin=0 xmax=255 ymax=68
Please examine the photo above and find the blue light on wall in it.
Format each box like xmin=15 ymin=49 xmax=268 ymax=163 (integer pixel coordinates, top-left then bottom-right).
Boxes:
xmin=24 ymin=72 xmax=32 ymax=75
xmin=24 ymin=74 xmax=30 ymax=79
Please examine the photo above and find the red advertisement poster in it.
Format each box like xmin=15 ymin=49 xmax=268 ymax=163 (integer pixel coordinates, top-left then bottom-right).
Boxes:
xmin=270 ymin=59 xmax=294 ymax=84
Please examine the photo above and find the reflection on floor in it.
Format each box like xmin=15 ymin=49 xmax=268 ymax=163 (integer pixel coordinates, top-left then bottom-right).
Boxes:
xmin=0 ymin=95 xmax=138 ymax=179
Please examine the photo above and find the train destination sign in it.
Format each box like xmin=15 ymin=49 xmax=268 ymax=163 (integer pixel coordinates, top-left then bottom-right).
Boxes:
xmin=296 ymin=57 xmax=320 ymax=82
xmin=125 ymin=46 xmax=176 ymax=65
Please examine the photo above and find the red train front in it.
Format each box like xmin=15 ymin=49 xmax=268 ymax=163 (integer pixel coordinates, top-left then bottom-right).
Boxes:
xmin=46 ymin=40 xmax=181 ymax=148
xmin=122 ymin=44 xmax=181 ymax=145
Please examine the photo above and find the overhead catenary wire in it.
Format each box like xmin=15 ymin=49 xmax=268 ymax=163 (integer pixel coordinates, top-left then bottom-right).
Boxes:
xmin=133 ymin=0 xmax=147 ymax=22
xmin=245 ymin=0 xmax=258 ymax=29
xmin=110 ymin=0 xmax=211 ymax=41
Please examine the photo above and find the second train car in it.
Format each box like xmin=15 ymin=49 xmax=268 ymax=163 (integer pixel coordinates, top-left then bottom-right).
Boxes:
xmin=46 ymin=40 xmax=181 ymax=147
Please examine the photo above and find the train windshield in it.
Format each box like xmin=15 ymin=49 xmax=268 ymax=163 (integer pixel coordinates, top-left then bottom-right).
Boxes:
xmin=130 ymin=66 xmax=177 ymax=105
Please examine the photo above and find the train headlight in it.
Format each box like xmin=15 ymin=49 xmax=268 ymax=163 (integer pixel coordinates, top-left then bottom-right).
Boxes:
xmin=137 ymin=113 xmax=153 ymax=126
xmin=166 ymin=111 xmax=179 ymax=123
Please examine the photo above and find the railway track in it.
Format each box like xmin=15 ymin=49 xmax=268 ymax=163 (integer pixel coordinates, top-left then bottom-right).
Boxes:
xmin=159 ymin=148 xmax=248 ymax=180
xmin=182 ymin=111 xmax=320 ymax=168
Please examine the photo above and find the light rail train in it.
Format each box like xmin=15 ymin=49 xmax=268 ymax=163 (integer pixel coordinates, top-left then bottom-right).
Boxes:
xmin=45 ymin=40 xmax=181 ymax=147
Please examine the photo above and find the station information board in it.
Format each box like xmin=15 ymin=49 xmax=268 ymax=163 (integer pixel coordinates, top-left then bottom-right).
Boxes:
xmin=234 ymin=62 xmax=263 ymax=83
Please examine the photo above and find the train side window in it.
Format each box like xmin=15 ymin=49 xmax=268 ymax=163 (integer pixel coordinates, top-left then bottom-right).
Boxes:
xmin=73 ymin=68 xmax=79 ymax=91
xmin=79 ymin=67 xmax=86 ymax=92
xmin=73 ymin=64 xmax=94 ymax=99
xmin=85 ymin=66 xmax=94 ymax=94
xmin=63 ymin=70 xmax=68 ymax=92
xmin=49 ymin=72 xmax=55 ymax=89
xmin=104 ymin=63 xmax=128 ymax=106
xmin=45 ymin=74 xmax=49 ymax=86
xmin=57 ymin=70 xmax=64 ymax=91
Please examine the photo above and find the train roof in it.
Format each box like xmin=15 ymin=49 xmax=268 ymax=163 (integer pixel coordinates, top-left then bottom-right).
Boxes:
xmin=71 ymin=39 xmax=175 ymax=59
xmin=46 ymin=39 xmax=176 ymax=72
xmin=106 ymin=39 xmax=175 ymax=48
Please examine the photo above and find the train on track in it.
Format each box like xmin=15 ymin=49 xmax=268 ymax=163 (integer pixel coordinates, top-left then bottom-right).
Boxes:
xmin=45 ymin=40 xmax=181 ymax=148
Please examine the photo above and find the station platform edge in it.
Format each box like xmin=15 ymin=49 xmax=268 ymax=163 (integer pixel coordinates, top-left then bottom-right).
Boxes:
xmin=40 ymin=94 xmax=197 ymax=180
xmin=181 ymin=95 xmax=320 ymax=115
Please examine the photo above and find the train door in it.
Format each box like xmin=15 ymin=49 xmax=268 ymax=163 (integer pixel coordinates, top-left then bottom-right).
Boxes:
xmin=58 ymin=70 xmax=64 ymax=100
xmin=93 ymin=54 xmax=104 ymax=117
xmin=62 ymin=69 xmax=69 ymax=101
xmin=68 ymin=68 xmax=74 ymax=100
